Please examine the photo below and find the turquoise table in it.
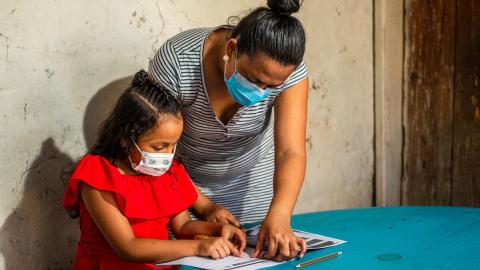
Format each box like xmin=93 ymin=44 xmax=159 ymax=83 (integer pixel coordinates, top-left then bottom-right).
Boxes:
xmin=276 ymin=206 xmax=480 ymax=269
xmin=185 ymin=206 xmax=480 ymax=269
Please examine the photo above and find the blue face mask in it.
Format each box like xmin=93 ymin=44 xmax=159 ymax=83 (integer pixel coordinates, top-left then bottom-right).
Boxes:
xmin=224 ymin=53 xmax=271 ymax=107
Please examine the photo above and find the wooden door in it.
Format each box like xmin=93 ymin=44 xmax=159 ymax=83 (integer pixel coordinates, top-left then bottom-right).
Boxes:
xmin=403 ymin=0 xmax=480 ymax=206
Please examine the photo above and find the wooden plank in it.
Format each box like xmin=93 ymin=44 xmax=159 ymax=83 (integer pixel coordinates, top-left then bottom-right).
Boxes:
xmin=403 ymin=0 xmax=456 ymax=205
xmin=451 ymin=0 xmax=480 ymax=206
xmin=374 ymin=0 xmax=404 ymax=206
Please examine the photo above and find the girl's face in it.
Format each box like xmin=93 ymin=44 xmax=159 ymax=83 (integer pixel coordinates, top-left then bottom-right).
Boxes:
xmin=128 ymin=114 xmax=183 ymax=165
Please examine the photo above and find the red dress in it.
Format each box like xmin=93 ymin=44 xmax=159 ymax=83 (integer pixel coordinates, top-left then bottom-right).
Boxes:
xmin=63 ymin=154 xmax=198 ymax=270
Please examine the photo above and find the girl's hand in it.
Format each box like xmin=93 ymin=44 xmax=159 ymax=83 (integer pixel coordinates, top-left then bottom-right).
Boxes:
xmin=252 ymin=214 xmax=307 ymax=261
xmin=203 ymin=202 xmax=241 ymax=227
xmin=219 ymin=224 xmax=247 ymax=254
xmin=196 ymin=237 xmax=240 ymax=259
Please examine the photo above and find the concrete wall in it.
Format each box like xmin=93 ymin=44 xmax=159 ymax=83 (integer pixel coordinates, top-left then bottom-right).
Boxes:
xmin=0 ymin=0 xmax=373 ymax=268
xmin=297 ymin=0 xmax=374 ymax=212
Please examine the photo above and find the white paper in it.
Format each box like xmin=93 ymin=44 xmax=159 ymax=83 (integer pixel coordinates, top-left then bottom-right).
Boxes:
xmin=246 ymin=226 xmax=346 ymax=250
xmin=156 ymin=247 xmax=283 ymax=270
xmin=156 ymin=227 xmax=346 ymax=269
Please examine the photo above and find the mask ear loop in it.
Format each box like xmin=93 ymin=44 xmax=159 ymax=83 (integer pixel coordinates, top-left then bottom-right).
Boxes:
xmin=233 ymin=49 xmax=239 ymax=75
xmin=128 ymin=139 xmax=143 ymax=168
xmin=127 ymin=155 xmax=136 ymax=169
xmin=132 ymin=140 xmax=143 ymax=153
xmin=223 ymin=48 xmax=238 ymax=80
xmin=234 ymin=49 xmax=238 ymax=69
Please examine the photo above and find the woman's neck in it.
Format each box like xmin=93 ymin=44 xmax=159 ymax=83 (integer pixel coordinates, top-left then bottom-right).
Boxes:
xmin=204 ymin=29 xmax=230 ymax=78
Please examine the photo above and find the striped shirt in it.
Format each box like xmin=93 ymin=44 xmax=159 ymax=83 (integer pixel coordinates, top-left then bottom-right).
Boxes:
xmin=149 ymin=27 xmax=308 ymax=224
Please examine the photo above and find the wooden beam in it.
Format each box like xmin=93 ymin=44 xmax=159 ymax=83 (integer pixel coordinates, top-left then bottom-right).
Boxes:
xmin=374 ymin=0 xmax=404 ymax=206
xmin=403 ymin=0 xmax=456 ymax=205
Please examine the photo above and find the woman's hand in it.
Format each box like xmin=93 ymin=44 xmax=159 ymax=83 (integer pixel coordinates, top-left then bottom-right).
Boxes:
xmin=219 ymin=224 xmax=247 ymax=254
xmin=203 ymin=202 xmax=241 ymax=227
xmin=196 ymin=237 xmax=240 ymax=259
xmin=252 ymin=214 xmax=306 ymax=261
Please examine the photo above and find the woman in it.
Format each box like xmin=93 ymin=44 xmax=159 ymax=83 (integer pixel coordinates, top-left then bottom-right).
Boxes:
xmin=149 ymin=0 xmax=308 ymax=261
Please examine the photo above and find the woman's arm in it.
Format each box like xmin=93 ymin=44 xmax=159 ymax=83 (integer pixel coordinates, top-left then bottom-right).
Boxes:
xmin=80 ymin=182 xmax=241 ymax=261
xmin=252 ymin=77 xmax=309 ymax=261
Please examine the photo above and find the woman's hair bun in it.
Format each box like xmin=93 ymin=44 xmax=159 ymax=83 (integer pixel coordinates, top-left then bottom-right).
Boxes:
xmin=131 ymin=70 xmax=153 ymax=87
xmin=267 ymin=0 xmax=301 ymax=15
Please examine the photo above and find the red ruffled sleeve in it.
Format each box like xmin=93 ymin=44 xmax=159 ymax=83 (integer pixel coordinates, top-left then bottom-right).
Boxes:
xmin=63 ymin=154 xmax=198 ymax=220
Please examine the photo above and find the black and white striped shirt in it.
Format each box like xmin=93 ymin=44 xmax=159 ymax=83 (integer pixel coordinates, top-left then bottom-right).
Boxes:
xmin=149 ymin=27 xmax=308 ymax=223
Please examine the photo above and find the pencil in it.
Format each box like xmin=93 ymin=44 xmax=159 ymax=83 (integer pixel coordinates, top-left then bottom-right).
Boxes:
xmin=295 ymin=251 xmax=342 ymax=268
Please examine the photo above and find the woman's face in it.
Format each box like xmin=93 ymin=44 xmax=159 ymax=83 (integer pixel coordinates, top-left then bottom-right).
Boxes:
xmin=225 ymin=50 xmax=296 ymax=90
xmin=128 ymin=114 xmax=183 ymax=165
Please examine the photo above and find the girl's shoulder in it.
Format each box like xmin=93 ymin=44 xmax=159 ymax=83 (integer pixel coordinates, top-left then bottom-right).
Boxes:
xmin=63 ymin=154 xmax=122 ymax=218
xmin=69 ymin=154 xmax=127 ymax=198
xmin=72 ymin=154 xmax=119 ymax=179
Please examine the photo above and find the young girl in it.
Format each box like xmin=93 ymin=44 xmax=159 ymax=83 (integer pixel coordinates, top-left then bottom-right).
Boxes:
xmin=63 ymin=70 xmax=246 ymax=269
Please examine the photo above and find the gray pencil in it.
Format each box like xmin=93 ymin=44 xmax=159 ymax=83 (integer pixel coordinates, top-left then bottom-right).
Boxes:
xmin=295 ymin=251 xmax=342 ymax=268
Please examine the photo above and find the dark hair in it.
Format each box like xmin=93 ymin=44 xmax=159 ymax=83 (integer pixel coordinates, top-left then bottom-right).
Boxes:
xmin=89 ymin=70 xmax=182 ymax=161
xmin=230 ymin=0 xmax=305 ymax=66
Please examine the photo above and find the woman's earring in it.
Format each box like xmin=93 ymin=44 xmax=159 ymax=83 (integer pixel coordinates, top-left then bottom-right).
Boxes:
xmin=222 ymin=55 xmax=230 ymax=62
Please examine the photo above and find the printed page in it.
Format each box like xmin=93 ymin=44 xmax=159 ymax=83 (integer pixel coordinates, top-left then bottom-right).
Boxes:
xmin=156 ymin=247 xmax=283 ymax=270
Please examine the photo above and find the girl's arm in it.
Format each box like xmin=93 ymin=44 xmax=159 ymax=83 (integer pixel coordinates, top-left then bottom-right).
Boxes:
xmin=252 ymin=77 xmax=309 ymax=261
xmin=190 ymin=185 xmax=241 ymax=227
xmin=169 ymin=210 xmax=222 ymax=238
xmin=80 ymin=182 xmax=240 ymax=261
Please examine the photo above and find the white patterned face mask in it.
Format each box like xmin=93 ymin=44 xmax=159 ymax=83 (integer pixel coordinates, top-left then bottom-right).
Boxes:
xmin=128 ymin=141 xmax=175 ymax=176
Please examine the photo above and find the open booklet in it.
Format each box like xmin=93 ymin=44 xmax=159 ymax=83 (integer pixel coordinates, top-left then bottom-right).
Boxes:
xmin=156 ymin=226 xmax=346 ymax=270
